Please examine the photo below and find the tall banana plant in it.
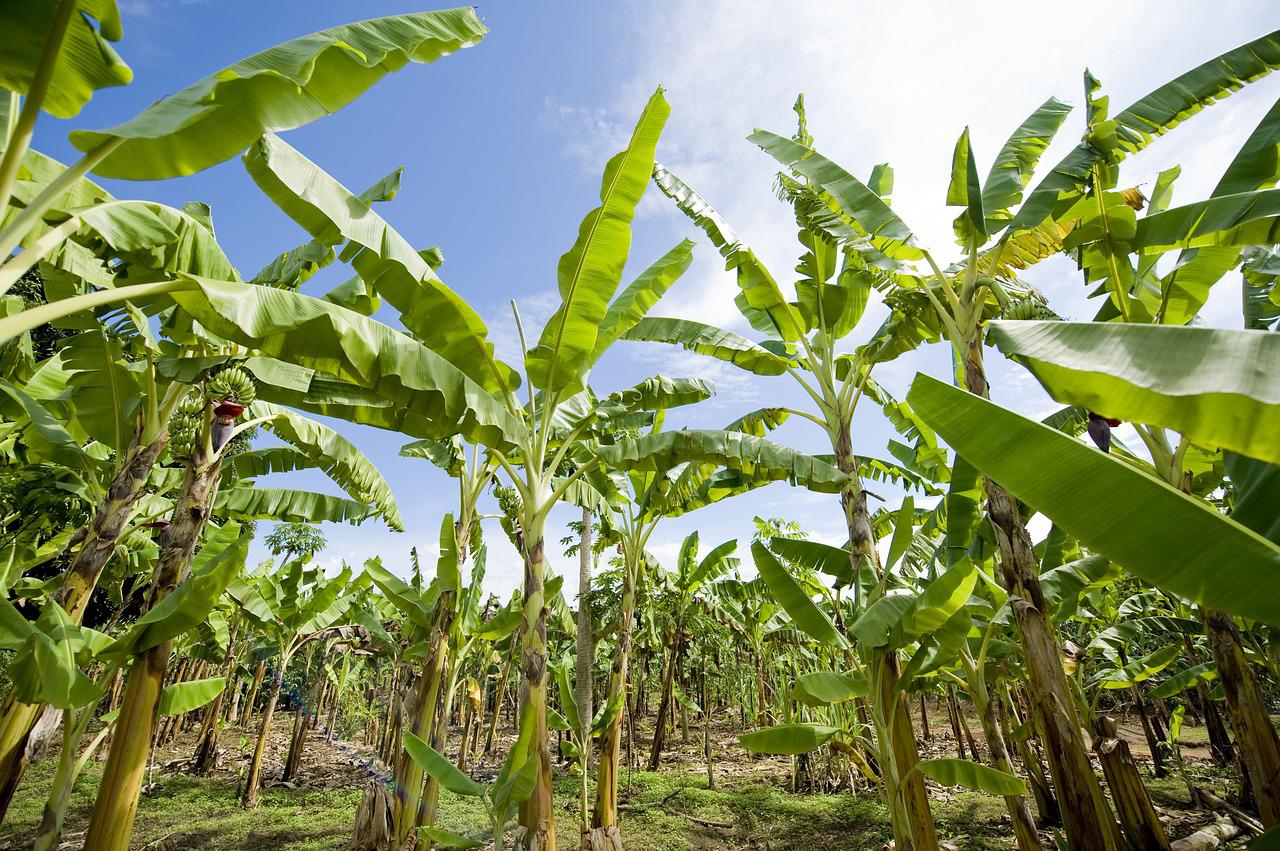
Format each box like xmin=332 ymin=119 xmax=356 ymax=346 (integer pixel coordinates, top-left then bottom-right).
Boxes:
xmin=579 ymin=404 xmax=841 ymax=851
xmin=626 ymin=97 xmax=980 ymax=850
xmin=741 ymin=31 xmax=1280 ymax=850
xmin=226 ymin=557 xmax=362 ymax=807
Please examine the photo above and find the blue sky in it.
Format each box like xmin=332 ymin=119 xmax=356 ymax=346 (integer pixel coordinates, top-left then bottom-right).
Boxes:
xmin=33 ymin=0 xmax=1280 ymax=594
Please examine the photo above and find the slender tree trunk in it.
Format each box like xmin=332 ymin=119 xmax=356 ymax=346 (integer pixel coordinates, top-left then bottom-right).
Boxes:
xmin=243 ymin=666 xmax=285 ymax=808
xmin=0 ymin=431 xmax=168 ymax=824
xmin=515 ymin=523 xmax=555 ymax=851
xmin=575 ymin=507 xmax=595 ymax=843
xmin=391 ymin=589 xmax=455 ymax=849
xmin=1004 ymin=685 xmax=1060 ymax=827
xmin=837 ymin=431 xmax=936 ymax=851
xmin=963 ymin=338 xmax=1117 ymax=851
xmin=702 ymin=644 xmax=714 ymax=791
xmin=647 ymin=632 xmax=679 ymax=772
xmin=969 ymin=675 xmax=1041 ymax=851
xmin=485 ymin=630 xmax=520 ymax=757
xmin=919 ymin=693 xmax=931 ymax=741
xmin=586 ymin=551 xmax=639 ymax=851
xmin=1117 ymin=647 xmax=1167 ymax=779
xmin=947 ymin=687 xmax=967 ymax=760
xmin=193 ymin=634 xmax=239 ymax=773
xmin=1203 ymin=607 xmax=1280 ymax=826
xmin=284 ymin=649 xmax=320 ymax=782
xmin=244 ymin=658 xmax=266 ymax=726
xmin=84 ymin=433 xmax=224 ymax=851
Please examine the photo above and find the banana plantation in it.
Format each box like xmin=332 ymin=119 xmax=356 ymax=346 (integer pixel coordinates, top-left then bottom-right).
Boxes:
xmin=1 ymin=4 xmax=1279 ymax=850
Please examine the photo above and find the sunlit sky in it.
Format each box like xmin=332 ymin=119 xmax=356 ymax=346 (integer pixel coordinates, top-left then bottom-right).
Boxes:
xmin=36 ymin=0 xmax=1279 ymax=595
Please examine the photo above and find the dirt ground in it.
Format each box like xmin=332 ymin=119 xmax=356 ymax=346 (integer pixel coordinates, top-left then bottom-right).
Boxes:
xmin=0 ymin=700 xmax=1255 ymax=850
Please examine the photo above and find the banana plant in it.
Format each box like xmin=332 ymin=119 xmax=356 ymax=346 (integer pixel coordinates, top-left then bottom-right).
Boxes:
xmin=645 ymin=532 xmax=737 ymax=771
xmin=738 ymin=32 xmax=1280 ymax=849
xmin=0 ymin=6 xmax=490 ymax=330
xmin=404 ymin=705 xmax=542 ymax=851
xmin=627 ymin=96 xmax=980 ymax=850
xmin=226 ymin=556 xmax=362 ymax=808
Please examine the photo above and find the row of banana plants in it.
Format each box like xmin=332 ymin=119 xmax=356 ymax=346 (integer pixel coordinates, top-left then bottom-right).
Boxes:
xmin=1 ymin=3 xmax=1280 ymax=851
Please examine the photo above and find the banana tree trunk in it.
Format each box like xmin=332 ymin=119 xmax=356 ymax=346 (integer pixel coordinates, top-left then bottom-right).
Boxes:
xmin=963 ymin=338 xmax=1118 ymax=851
xmin=1116 ymin=647 xmax=1167 ymax=779
xmin=419 ymin=525 xmax=471 ymax=846
xmin=586 ymin=551 xmax=639 ymax=851
xmin=193 ymin=633 xmax=239 ymax=773
xmin=243 ymin=658 xmax=267 ymax=726
xmin=391 ymin=589 xmax=454 ymax=849
xmin=0 ymin=430 xmax=167 ymax=823
xmin=515 ymin=520 xmax=555 ymax=851
xmin=84 ymin=436 xmax=223 ymax=851
xmin=1092 ymin=716 xmax=1169 ymax=850
xmin=485 ymin=631 xmax=520 ymax=757
xmin=283 ymin=653 xmax=320 ymax=783
xmin=242 ymin=665 xmax=285 ymax=808
xmin=967 ymin=670 xmax=1042 ymax=851
xmin=647 ymin=630 xmax=679 ymax=772
xmin=1002 ymin=684 xmax=1060 ymax=827
xmin=837 ymin=432 xmax=937 ymax=851
xmin=1203 ymin=606 xmax=1280 ymax=826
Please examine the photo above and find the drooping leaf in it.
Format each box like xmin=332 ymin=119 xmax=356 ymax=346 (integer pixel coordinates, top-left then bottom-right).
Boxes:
xmin=916 ymin=758 xmax=1026 ymax=796
xmin=651 ymin=163 xmax=802 ymax=339
xmin=242 ymin=133 xmax=514 ymax=392
xmin=214 ymin=487 xmax=377 ymax=526
xmin=749 ymin=130 xmax=917 ymax=249
xmin=595 ymin=430 xmax=846 ymax=494
xmin=908 ymin=373 xmax=1280 ymax=626
xmin=989 ymin=320 xmax=1280 ymax=464
xmin=0 ymin=0 xmax=130 ymax=119
xmin=158 ymin=676 xmax=225 ymax=716
xmin=403 ymin=731 xmax=485 ymax=797
xmin=790 ymin=671 xmax=866 ymax=707
xmin=171 ymin=277 xmax=525 ymax=450
xmin=752 ymin=541 xmax=844 ymax=648
xmin=71 ymin=9 xmax=489 ymax=178
xmin=739 ymin=723 xmax=838 ymax=755
xmin=254 ymin=401 xmax=402 ymax=530
xmin=622 ymin=316 xmax=790 ymax=375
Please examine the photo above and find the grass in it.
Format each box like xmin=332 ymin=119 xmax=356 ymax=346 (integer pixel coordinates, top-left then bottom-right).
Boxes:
xmin=0 ymin=712 xmax=1249 ymax=850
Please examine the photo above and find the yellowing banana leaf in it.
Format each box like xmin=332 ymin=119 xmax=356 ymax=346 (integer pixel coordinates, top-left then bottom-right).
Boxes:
xmin=988 ymin=320 xmax=1280 ymax=464
xmin=908 ymin=373 xmax=1280 ymax=626
xmin=72 ymin=9 xmax=488 ymax=178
